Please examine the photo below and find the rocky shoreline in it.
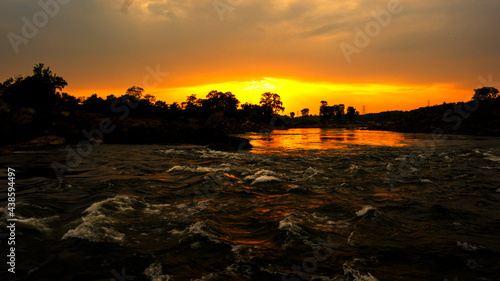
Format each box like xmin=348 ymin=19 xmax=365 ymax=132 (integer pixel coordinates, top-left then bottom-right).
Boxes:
xmin=0 ymin=109 xmax=254 ymax=154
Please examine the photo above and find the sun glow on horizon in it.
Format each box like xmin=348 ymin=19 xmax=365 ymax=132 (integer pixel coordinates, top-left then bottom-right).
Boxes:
xmin=69 ymin=78 xmax=472 ymax=115
xmin=149 ymin=78 xmax=471 ymax=114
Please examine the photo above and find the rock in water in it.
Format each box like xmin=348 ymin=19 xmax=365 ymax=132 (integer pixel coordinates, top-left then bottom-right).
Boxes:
xmin=208 ymin=136 xmax=252 ymax=151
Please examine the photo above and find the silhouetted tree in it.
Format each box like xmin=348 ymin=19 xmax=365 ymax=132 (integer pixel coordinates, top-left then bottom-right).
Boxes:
xmin=301 ymin=108 xmax=309 ymax=117
xmin=260 ymin=92 xmax=284 ymax=115
xmin=106 ymin=94 xmax=117 ymax=101
xmin=126 ymin=86 xmax=145 ymax=99
xmin=346 ymin=106 xmax=359 ymax=120
xmin=332 ymin=104 xmax=345 ymax=119
xmin=143 ymin=94 xmax=156 ymax=103
xmin=182 ymin=94 xmax=201 ymax=112
xmin=320 ymin=101 xmax=334 ymax=123
xmin=154 ymin=100 xmax=168 ymax=109
xmin=473 ymin=87 xmax=499 ymax=100
xmin=170 ymin=102 xmax=181 ymax=112
xmin=1 ymin=63 xmax=67 ymax=108
xmin=203 ymin=91 xmax=240 ymax=114
xmin=82 ymin=94 xmax=107 ymax=113
xmin=290 ymin=112 xmax=295 ymax=118
xmin=58 ymin=92 xmax=79 ymax=110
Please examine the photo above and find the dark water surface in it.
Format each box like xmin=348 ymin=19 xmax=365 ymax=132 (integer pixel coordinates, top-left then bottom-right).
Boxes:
xmin=1 ymin=128 xmax=500 ymax=280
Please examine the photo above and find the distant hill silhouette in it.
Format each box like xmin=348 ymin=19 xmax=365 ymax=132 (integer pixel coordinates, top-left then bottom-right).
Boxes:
xmin=288 ymin=88 xmax=499 ymax=137
xmin=357 ymin=94 xmax=500 ymax=136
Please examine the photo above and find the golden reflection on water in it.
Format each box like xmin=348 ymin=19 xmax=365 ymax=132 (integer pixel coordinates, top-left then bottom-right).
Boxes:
xmin=243 ymin=128 xmax=416 ymax=153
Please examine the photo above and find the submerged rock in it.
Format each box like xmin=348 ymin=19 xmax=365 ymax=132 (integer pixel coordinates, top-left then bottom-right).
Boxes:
xmin=208 ymin=136 xmax=252 ymax=151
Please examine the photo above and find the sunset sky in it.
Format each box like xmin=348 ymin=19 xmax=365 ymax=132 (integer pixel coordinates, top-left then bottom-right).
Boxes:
xmin=2 ymin=0 xmax=500 ymax=114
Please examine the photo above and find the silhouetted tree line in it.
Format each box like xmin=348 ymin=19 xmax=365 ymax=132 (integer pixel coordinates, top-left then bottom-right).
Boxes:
xmin=319 ymin=101 xmax=359 ymax=123
xmin=77 ymin=85 xmax=285 ymax=123
xmin=0 ymin=64 xmax=287 ymax=146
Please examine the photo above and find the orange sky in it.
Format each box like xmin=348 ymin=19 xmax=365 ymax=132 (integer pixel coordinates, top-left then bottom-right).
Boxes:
xmin=2 ymin=0 xmax=499 ymax=114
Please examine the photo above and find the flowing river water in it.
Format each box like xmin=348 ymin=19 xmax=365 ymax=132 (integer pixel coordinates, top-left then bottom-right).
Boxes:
xmin=1 ymin=128 xmax=499 ymax=280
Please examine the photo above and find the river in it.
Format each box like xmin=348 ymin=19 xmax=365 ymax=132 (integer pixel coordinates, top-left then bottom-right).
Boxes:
xmin=1 ymin=128 xmax=499 ymax=280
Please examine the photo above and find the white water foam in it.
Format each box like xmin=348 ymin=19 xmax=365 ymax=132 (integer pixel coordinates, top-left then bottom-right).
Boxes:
xmin=355 ymin=205 xmax=376 ymax=217
xmin=484 ymin=152 xmax=500 ymax=163
xmin=200 ymin=149 xmax=241 ymax=159
xmin=61 ymin=195 xmax=137 ymax=242
xmin=345 ymin=164 xmax=360 ymax=174
xmin=342 ymin=260 xmax=379 ymax=281
xmin=244 ymin=169 xmax=283 ymax=184
xmin=167 ymin=165 xmax=232 ymax=173
xmin=18 ymin=215 xmax=59 ymax=233
xmin=419 ymin=179 xmax=433 ymax=183
xmin=184 ymin=221 xmax=222 ymax=244
xmin=144 ymin=262 xmax=173 ymax=281
xmin=252 ymin=175 xmax=282 ymax=184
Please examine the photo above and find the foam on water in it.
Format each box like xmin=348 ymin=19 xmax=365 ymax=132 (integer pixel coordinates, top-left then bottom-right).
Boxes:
xmin=252 ymin=175 xmax=282 ymax=184
xmin=244 ymin=169 xmax=283 ymax=184
xmin=304 ymin=167 xmax=323 ymax=174
xmin=419 ymin=179 xmax=433 ymax=183
xmin=278 ymin=213 xmax=326 ymax=249
xmin=62 ymin=214 xmax=125 ymax=243
xmin=355 ymin=205 xmax=376 ymax=217
xmin=61 ymin=195 xmax=138 ymax=242
xmin=200 ymin=149 xmax=241 ymax=159
xmin=167 ymin=165 xmax=232 ymax=173
xmin=342 ymin=260 xmax=379 ymax=281
xmin=144 ymin=262 xmax=173 ymax=281
xmin=346 ymin=164 xmax=360 ymax=174
xmin=483 ymin=152 xmax=500 ymax=163
xmin=142 ymin=203 xmax=172 ymax=215
xmin=18 ymin=215 xmax=59 ymax=233
xmin=278 ymin=214 xmax=302 ymax=233
xmin=184 ymin=220 xmax=222 ymax=244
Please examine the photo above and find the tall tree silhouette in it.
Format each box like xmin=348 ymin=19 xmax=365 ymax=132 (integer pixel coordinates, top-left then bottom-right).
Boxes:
xmin=320 ymin=101 xmax=333 ymax=122
xmin=473 ymin=87 xmax=499 ymax=100
xmin=301 ymin=108 xmax=309 ymax=117
xmin=126 ymin=86 xmax=145 ymax=99
xmin=1 ymin=63 xmax=67 ymax=107
xmin=260 ymin=92 xmax=284 ymax=114
xmin=204 ymin=91 xmax=240 ymax=113
xmin=346 ymin=106 xmax=359 ymax=120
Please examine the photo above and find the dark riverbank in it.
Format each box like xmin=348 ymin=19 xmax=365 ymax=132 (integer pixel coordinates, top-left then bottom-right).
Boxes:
xmin=0 ymin=108 xmax=255 ymax=154
xmin=289 ymin=96 xmax=500 ymax=137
